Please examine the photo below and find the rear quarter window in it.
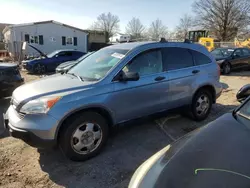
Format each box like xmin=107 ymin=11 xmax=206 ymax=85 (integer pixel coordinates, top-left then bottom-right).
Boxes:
xmin=191 ymin=50 xmax=211 ymax=65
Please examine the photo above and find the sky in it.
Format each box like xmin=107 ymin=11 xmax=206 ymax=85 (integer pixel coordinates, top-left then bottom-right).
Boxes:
xmin=0 ymin=0 xmax=195 ymax=32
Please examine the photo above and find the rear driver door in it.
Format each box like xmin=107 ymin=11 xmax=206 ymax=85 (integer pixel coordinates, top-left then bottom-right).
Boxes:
xmin=162 ymin=47 xmax=198 ymax=109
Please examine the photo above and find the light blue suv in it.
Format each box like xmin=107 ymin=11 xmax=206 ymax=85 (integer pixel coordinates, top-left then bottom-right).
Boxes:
xmin=4 ymin=40 xmax=222 ymax=161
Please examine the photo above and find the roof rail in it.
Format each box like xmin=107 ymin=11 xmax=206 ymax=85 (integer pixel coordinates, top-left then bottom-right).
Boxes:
xmin=184 ymin=39 xmax=192 ymax=43
xmin=160 ymin=38 xmax=168 ymax=43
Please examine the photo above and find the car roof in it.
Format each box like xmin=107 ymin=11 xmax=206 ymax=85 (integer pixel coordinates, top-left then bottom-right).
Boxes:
xmin=106 ymin=41 xmax=210 ymax=56
xmin=56 ymin=49 xmax=84 ymax=53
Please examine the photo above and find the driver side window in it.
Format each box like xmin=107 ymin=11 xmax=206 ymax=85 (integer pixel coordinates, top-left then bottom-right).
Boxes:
xmin=234 ymin=49 xmax=242 ymax=57
xmin=123 ymin=49 xmax=162 ymax=76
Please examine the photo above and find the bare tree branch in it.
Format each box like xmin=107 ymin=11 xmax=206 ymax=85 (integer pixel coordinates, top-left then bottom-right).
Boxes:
xmin=92 ymin=12 xmax=120 ymax=39
xmin=175 ymin=14 xmax=194 ymax=39
xmin=148 ymin=19 xmax=168 ymax=40
xmin=126 ymin=18 xmax=145 ymax=39
xmin=193 ymin=0 xmax=250 ymax=41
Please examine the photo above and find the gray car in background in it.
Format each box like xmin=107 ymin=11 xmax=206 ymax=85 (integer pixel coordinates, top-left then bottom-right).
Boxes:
xmin=55 ymin=52 xmax=95 ymax=73
xmin=4 ymin=40 xmax=222 ymax=161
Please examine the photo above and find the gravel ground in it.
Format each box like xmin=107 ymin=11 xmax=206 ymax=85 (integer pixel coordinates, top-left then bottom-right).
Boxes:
xmin=0 ymin=70 xmax=249 ymax=188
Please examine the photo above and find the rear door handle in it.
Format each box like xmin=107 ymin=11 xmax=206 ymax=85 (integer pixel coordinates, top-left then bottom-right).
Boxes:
xmin=155 ymin=76 xmax=165 ymax=81
xmin=192 ymin=70 xmax=200 ymax=74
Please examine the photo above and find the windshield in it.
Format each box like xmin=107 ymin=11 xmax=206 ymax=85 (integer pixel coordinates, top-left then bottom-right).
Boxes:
xmin=68 ymin=48 xmax=128 ymax=81
xmin=211 ymin=48 xmax=234 ymax=58
xmin=76 ymin=52 xmax=94 ymax=62
xmin=47 ymin=50 xmax=59 ymax=58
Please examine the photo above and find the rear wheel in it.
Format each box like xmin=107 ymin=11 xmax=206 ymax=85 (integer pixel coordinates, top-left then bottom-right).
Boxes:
xmin=33 ymin=63 xmax=46 ymax=74
xmin=59 ymin=112 xmax=109 ymax=161
xmin=190 ymin=89 xmax=212 ymax=121
xmin=222 ymin=62 xmax=231 ymax=75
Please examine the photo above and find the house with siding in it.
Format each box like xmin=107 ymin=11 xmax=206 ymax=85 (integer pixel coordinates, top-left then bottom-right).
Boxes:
xmin=2 ymin=20 xmax=88 ymax=59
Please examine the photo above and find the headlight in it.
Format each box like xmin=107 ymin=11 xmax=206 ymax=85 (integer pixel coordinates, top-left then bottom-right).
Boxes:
xmin=216 ymin=60 xmax=224 ymax=64
xmin=20 ymin=96 xmax=61 ymax=114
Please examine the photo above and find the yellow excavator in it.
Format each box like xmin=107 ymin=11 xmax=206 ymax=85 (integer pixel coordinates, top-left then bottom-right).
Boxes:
xmin=188 ymin=30 xmax=220 ymax=51
xmin=188 ymin=30 xmax=250 ymax=51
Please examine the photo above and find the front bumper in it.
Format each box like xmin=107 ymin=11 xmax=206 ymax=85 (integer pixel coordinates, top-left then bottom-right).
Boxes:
xmin=4 ymin=105 xmax=59 ymax=148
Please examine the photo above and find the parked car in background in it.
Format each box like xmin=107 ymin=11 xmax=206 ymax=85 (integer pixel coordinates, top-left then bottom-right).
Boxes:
xmin=211 ymin=47 xmax=250 ymax=74
xmin=0 ymin=63 xmax=23 ymax=97
xmin=56 ymin=51 xmax=95 ymax=73
xmin=22 ymin=49 xmax=85 ymax=74
xmin=129 ymin=84 xmax=250 ymax=188
xmin=4 ymin=40 xmax=222 ymax=161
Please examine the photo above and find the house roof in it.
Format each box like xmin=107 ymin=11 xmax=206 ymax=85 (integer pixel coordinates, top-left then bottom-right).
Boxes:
xmin=2 ymin=20 xmax=88 ymax=34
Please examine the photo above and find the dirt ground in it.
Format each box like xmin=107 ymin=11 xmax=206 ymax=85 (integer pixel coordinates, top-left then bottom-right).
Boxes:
xmin=0 ymin=71 xmax=249 ymax=188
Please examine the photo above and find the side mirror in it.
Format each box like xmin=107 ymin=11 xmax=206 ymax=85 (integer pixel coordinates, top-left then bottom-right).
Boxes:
xmin=236 ymin=84 xmax=250 ymax=103
xmin=115 ymin=71 xmax=140 ymax=82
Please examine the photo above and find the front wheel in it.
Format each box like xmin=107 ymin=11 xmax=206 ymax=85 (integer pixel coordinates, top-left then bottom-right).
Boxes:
xmin=222 ymin=62 xmax=231 ymax=75
xmin=59 ymin=112 xmax=109 ymax=161
xmin=33 ymin=63 xmax=46 ymax=74
xmin=190 ymin=90 xmax=212 ymax=121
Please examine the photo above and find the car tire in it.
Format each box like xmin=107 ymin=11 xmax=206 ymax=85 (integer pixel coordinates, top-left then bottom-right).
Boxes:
xmin=190 ymin=89 xmax=212 ymax=121
xmin=33 ymin=63 xmax=46 ymax=74
xmin=222 ymin=62 xmax=231 ymax=75
xmin=59 ymin=111 xmax=109 ymax=161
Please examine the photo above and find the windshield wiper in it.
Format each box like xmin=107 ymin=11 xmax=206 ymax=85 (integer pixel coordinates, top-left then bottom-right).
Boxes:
xmin=67 ymin=72 xmax=84 ymax=82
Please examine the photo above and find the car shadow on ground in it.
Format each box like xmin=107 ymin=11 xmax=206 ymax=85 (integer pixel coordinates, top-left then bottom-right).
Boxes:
xmin=37 ymin=102 xmax=238 ymax=188
xmin=226 ymin=70 xmax=250 ymax=77
xmin=156 ymin=103 xmax=238 ymax=140
xmin=38 ymin=117 xmax=170 ymax=188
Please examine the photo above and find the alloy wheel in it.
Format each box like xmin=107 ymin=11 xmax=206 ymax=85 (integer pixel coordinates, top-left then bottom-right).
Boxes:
xmin=195 ymin=94 xmax=210 ymax=116
xmin=71 ymin=122 xmax=102 ymax=154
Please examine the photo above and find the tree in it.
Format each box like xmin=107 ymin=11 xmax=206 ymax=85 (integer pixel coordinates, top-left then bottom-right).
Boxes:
xmin=148 ymin=19 xmax=168 ymax=40
xmin=92 ymin=12 xmax=120 ymax=39
xmin=176 ymin=14 xmax=194 ymax=39
xmin=126 ymin=18 xmax=145 ymax=39
xmin=192 ymin=0 xmax=250 ymax=41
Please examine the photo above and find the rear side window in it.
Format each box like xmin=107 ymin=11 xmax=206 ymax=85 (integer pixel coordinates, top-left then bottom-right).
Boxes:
xmin=192 ymin=50 xmax=211 ymax=65
xmin=242 ymin=49 xmax=250 ymax=56
xmin=162 ymin=47 xmax=194 ymax=71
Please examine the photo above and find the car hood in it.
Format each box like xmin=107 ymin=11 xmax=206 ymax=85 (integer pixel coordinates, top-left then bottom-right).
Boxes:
xmin=12 ymin=74 xmax=95 ymax=103
xmin=130 ymin=113 xmax=250 ymax=188
xmin=0 ymin=63 xmax=18 ymax=69
xmin=56 ymin=60 xmax=77 ymax=69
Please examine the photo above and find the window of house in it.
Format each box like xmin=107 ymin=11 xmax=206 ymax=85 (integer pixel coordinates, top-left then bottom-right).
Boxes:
xmin=123 ymin=49 xmax=163 ymax=76
xmin=162 ymin=47 xmax=194 ymax=71
xmin=62 ymin=36 xmax=66 ymax=45
xmin=66 ymin=37 xmax=73 ymax=45
xmin=30 ymin=36 xmax=34 ymax=43
xmin=24 ymin=34 xmax=30 ymax=43
xmin=34 ymin=36 xmax=38 ymax=43
xmin=39 ymin=35 xmax=44 ymax=45
xmin=192 ymin=50 xmax=211 ymax=65
xmin=73 ymin=37 xmax=77 ymax=46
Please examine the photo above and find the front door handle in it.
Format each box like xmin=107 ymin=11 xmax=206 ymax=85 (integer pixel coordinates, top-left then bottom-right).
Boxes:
xmin=192 ymin=70 xmax=200 ymax=74
xmin=155 ymin=76 xmax=165 ymax=81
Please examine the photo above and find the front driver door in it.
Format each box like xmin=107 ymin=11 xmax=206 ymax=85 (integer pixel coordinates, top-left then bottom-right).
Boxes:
xmin=230 ymin=49 xmax=244 ymax=69
xmin=110 ymin=49 xmax=169 ymax=123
